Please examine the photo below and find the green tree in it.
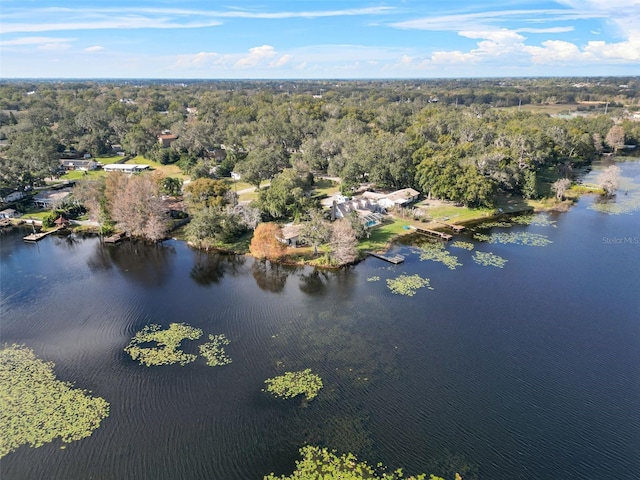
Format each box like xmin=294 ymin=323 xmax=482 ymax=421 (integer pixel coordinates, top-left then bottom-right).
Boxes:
xmin=301 ymin=209 xmax=331 ymax=255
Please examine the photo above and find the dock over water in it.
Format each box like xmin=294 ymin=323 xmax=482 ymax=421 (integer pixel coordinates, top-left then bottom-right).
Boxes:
xmin=368 ymin=252 xmax=405 ymax=264
xmin=23 ymin=226 xmax=63 ymax=242
xmin=413 ymin=227 xmax=453 ymax=241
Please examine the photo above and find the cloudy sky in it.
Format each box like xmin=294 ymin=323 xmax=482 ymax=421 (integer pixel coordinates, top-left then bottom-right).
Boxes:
xmin=1 ymin=0 xmax=639 ymax=78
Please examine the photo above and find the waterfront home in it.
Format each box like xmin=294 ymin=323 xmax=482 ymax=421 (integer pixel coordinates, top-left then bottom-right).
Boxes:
xmin=33 ymin=189 xmax=71 ymax=209
xmin=279 ymin=223 xmax=305 ymax=247
xmin=0 ymin=208 xmax=19 ymax=219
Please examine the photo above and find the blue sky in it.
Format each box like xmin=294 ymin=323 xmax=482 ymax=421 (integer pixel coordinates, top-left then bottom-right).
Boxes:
xmin=1 ymin=0 xmax=639 ymax=78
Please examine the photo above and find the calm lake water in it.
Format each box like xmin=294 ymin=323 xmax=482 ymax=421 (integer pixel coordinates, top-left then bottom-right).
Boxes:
xmin=1 ymin=161 xmax=639 ymax=480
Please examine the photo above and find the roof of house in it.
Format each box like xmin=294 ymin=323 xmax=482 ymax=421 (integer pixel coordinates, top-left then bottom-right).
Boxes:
xmin=280 ymin=223 xmax=304 ymax=240
xmin=383 ymin=188 xmax=420 ymax=204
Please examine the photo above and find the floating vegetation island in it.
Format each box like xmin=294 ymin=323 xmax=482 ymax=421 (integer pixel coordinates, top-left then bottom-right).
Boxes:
xmin=473 ymin=232 xmax=552 ymax=247
xmin=199 ymin=334 xmax=232 ymax=367
xmin=264 ymin=369 xmax=323 ymax=401
xmin=472 ymin=251 xmax=508 ymax=268
xmin=367 ymin=276 xmax=380 ymax=282
xmin=0 ymin=344 xmax=110 ymax=458
xmin=419 ymin=243 xmax=462 ymax=270
xmin=487 ymin=232 xmax=552 ymax=247
xmin=386 ymin=274 xmax=433 ymax=296
xmin=125 ymin=323 xmax=203 ymax=366
xmin=450 ymin=241 xmax=474 ymax=251
xmin=264 ymin=445 xmax=443 ymax=480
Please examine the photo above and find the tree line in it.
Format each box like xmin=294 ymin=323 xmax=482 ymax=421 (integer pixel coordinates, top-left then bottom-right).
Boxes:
xmin=1 ymin=78 xmax=638 ymax=252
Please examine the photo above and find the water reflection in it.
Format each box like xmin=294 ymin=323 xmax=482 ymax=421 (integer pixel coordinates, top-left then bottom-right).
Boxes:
xmin=251 ymin=260 xmax=295 ymax=293
xmin=297 ymin=270 xmax=330 ymax=296
xmin=190 ymin=252 xmax=247 ymax=286
xmin=87 ymin=239 xmax=176 ymax=287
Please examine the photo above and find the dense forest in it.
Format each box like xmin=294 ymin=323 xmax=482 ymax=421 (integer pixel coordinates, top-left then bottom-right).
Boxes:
xmin=1 ymin=77 xmax=639 ymax=250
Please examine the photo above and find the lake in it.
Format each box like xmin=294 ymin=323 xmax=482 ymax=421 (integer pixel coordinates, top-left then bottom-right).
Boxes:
xmin=1 ymin=160 xmax=639 ymax=480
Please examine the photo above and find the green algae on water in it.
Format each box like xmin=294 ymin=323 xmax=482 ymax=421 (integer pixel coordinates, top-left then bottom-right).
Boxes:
xmin=125 ymin=323 xmax=203 ymax=366
xmin=419 ymin=243 xmax=462 ymax=270
xmin=264 ymin=369 xmax=323 ymax=401
xmin=199 ymin=334 xmax=232 ymax=367
xmin=450 ymin=241 xmax=474 ymax=250
xmin=472 ymin=251 xmax=508 ymax=268
xmin=487 ymin=232 xmax=552 ymax=246
xmin=0 ymin=344 xmax=110 ymax=458
xmin=386 ymin=274 xmax=433 ymax=296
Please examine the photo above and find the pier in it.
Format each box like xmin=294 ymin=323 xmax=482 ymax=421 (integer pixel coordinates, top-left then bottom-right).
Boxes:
xmin=413 ymin=227 xmax=452 ymax=241
xmin=368 ymin=252 xmax=405 ymax=264
xmin=436 ymin=221 xmax=465 ymax=233
xmin=23 ymin=226 xmax=64 ymax=242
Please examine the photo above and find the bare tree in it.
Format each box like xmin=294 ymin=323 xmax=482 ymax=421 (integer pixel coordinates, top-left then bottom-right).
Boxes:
xmin=598 ymin=165 xmax=621 ymax=197
xmin=106 ymin=173 xmax=169 ymax=241
xmin=551 ymin=178 xmax=572 ymax=200
xmin=329 ymin=218 xmax=358 ymax=265
xmin=605 ymin=125 xmax=625 ymax=153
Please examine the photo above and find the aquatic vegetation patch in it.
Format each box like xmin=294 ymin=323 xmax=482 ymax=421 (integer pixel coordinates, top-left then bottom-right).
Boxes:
xmin=511 ymin=214 xmax=556 ymax=227
xmin=450 ymin=241 xmax=474 ymax=250
xmin=0 ymin=344 xmax=110 ymax=458
xmin=264 ymin=445 xmax=438 ymax=480
xmin=478 ymin=220 xmax=513 ymax=229
xmin=473 ymin=233 xmax=490 ymax=242
xmin=125 ymin=323 xmax=203 ymax=366
xmin=367 ymin=276 xmax=380 ymax=282
xmin=472 ymin=251 xmax=508 ymax=268
xmin=419 ymin=243 xmax=462 ymax=270
xmin=198 ymin=334 xmax=232 ymax=367
xmin=264 ymin=369 xmax=323 ymax=401
xmin=487 ymin=232 xmax=552 ymax=247
xmin=386 ymin=274 xmax=433 ymax=296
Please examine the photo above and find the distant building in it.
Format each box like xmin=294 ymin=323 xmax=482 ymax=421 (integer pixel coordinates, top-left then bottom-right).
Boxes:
xmin=0 ymin=208 xmax=19 ymax=219
xmin=1 ymin=191 xmax=26 ymax=204
xmin=158 ymin=133 xmax=178 ymax=148
xmin=33 ymin=189 xmax=72 ymax=209
xmin=103 ymin=164 xmax=150 ymax=174
xmin=59 ymin=159 xmax=98 ymax=171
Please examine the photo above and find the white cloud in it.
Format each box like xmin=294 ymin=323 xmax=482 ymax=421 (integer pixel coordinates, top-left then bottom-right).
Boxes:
xmin=235 ymin=45 xmax=277 ymax=68
xmin=0 ymin=36 xmax=73 ymax=46
xmin=0 ymin=6 xmax=393 ymax=34
xmin=84 ymin=45 xmax=104 ymax=52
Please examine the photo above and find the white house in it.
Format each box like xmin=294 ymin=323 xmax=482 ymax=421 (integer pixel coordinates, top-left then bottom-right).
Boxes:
xmin=103 ymin=164 xmax=150 ymax=174
xmin=1 ymin=191 xmax=26 ymax=203
xmin=0 ymin=208 xmax=19 ymax=219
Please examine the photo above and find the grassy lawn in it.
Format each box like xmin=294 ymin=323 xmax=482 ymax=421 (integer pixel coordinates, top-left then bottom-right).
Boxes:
xmin=312 ymin=179 xmax=340 ymax=197
xmin=357 ymin=217 xmax=412 ymax=253
xmin=127 ymin=155 xmax=186 ymax=179
xmin=96 ymin=155 xmax=125 ymax=165
xmin=59 ymin=169 xmax=108 ymax=181
xmin=417 ymin=202 xmax=497 ymax=223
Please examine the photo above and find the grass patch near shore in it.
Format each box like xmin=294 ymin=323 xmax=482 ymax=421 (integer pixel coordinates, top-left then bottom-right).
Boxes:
xmin=127 ymin=155 xmax=185 ymax=179
xmin=357 ymin=218 xmax=411 ymax=253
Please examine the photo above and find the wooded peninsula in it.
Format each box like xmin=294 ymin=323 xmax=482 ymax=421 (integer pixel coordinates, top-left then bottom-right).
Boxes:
xmin=1 ymin=77 xmax=638 ymax=265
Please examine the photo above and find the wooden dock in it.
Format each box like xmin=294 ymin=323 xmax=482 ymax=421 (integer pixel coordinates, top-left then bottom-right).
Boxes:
xmin=369 ymin=252 xmax=405 ymax=264
xmin=23 ymin=226 xmax=63 ymax=242
xmin=413 ymin=227 xmax=452 ymax=241
xmin=104 ymin=232 xmax=124 ymax=244
xmin=436 ymin=221 xmax=465 ymax=233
